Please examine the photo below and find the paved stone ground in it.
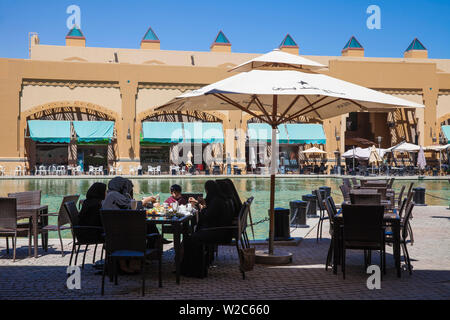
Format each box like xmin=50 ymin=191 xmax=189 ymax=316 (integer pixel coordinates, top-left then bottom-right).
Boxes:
xmin=0 ymin=206 xmax=449 ymax=300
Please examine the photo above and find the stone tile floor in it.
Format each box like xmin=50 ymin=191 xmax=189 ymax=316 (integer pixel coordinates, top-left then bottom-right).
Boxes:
xmin=0 ymin=206 xmax=449 ymax=300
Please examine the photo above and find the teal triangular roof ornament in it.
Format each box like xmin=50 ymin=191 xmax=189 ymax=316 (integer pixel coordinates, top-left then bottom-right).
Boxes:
xmin=66 ymin=25 xmax=84 ymax=38
xmin=213 ymin=31 xmax=231 ymax=44
xmin=343 ymin=36 xmax=363 ymax=50
xmin=279 ymin=34 xmax=298 ymax=48
xmin=142 ymin=26 xmax=160 ymax=42
xmin=405 ymin=38 xmax=426 ymax=51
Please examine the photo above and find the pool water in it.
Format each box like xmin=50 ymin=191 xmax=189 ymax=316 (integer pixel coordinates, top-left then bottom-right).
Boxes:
xmin=0 ymin=177 xmax=448 ymax=240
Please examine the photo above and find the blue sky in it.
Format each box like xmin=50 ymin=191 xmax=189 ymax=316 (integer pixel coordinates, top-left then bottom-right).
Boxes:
xmin=0 ymin=0 xmax=449 ymax=59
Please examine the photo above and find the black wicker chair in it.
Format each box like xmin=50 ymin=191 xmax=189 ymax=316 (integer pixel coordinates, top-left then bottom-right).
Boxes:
xmin=100 ymin=210 xmax=162 ymax=296
xmin=199 ymin=197 xmax=254 ymax=280
xmin=323 ymin=196 xmax=339 ymax=271
xmin=340 ymin=204 xmax=386 ymax=280
xmin=0 ymin=198 xmax=31 ymax=261
xmin=386 ymin=202 xmax=415 ymax=275
xmin=40 ymin=195 xmax=80 ymax=256
xmin=64 ymin=201 xmax=105 ymax=268
xmin=313 ymin=189 xmax=328 ymax=242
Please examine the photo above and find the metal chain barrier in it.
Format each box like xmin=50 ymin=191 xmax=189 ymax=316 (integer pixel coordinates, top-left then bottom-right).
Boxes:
xmin=247 ymin=216 xmax=270 ymax=227
xmin=425 ymin=192 xmax=449 ymax=202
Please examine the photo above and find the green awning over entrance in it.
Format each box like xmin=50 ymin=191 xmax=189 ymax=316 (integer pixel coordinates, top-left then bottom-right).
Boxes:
xmin=28 ymin=120 xmax=71 ymax=143
xmin=73 ymin=121 xmax=114 ymax=143
xmin=142 ymin=122 xmax=184 ymax=144
xmin=142 ymin=122 xmax=224 ymax=144
xmin=183 ymin=122 xmax=224 ymax=144
xmin=247 ymin=123 xmax=326 ymax=144
xmin=442 ymin=125 xmax=450 ymax=141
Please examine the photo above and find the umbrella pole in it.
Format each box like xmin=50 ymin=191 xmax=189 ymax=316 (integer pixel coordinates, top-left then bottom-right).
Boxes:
xmin=268 ymin=125 xmax=277 ymax=255
xmin=255 ymin=96 xmax=292 ymax=265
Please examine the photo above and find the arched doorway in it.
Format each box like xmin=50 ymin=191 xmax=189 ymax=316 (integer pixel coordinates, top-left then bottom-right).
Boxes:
xmin=138 ymin=110 xmax=225 ymax=174
xmin=246 ymin=117 xmax=326 ymax=174
xmin=22 ymin=102 xmax=118 ymax=173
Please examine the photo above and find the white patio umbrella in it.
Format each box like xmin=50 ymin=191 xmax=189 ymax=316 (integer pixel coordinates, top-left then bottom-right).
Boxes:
xmin=302 ymin=146 xmax=327 ymax=154
xmin=343 ymin=147 xmax=370 ymax=160
xmin=387 ymin=141 xmax=421 ymax=167
xmin=302 ymin=146 xmax=326 ymax=164
xmin=387 ymin=141 xmax=421 ymax=152
xmin=426 ymin=144 xmax=450 ymax=174
xmin=230 ymin=49 xmax=326 ymax=73
xmin=156 ymin=55 xmax=423 ymax=261
xmin=417 ymin=146 xmax=426 ymax=171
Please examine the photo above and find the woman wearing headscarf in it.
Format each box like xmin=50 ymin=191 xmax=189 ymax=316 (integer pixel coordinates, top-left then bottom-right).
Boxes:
xmin=101 ymin=177 xmax=161 ymax=273
xmin=102 ymin=177 xmax=155 ymax=210
xmin=180 ymin=180 xmax=233 ymax=278
xmin=78 ymin=182 xmax=107 ymax=243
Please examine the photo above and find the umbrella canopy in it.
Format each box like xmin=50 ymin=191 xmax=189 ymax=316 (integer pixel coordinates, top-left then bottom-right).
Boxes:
xmin=302 ymin=146 xmax=326 ymax=154
xmin=229 ymin=49 xmax=325 ymax=73
xmin=425 ymin=144 xmax=450 ymax=151
xmin=342 ymin=147 xmax=386 ymax=160
xmin=368 ymin=145 xmax=383 ymax=165
xmin=387 ymin=141 xmax=421 ymax=152
xmin=417 ymin=146 xmax=427 ymax=170
xmin=156 ymin=54 xmax=424 ymax=257
xmin=158 ymin=70 xmax=423 ymax=121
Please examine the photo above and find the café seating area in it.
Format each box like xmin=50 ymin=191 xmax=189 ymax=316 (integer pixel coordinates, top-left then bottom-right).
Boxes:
xmin=324 ymin=177 xmax=416 ymax=278
xmin=0 ymin=179 xmax=257 ymax=296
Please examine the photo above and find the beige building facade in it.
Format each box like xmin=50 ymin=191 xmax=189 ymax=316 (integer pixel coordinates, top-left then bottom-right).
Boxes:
xmin=0 ymin=27 xmax=449 ymax=174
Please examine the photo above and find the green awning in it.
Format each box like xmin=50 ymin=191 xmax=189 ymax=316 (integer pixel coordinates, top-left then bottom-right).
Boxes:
xmin=183 ymin=122 xmax=224 ymax=144
xmin=142 ymin=122 xmax=184 ymax=144
xmin=73 ymin=121 xmax=114 ymax=143
xmin=442 ymin=125 xmax=450 ymax=141
xmin=28 ymin=120 xmax=71 ymax=143
xmin=247 ymin=123 xmax=326 ymax=144
xmin=247 ymin=123 xmax=284 ymax=143
xmin=284 ymin=124 xmax=326 ymax=144
xmin=142 ymin=122 xmax=224 ymax=144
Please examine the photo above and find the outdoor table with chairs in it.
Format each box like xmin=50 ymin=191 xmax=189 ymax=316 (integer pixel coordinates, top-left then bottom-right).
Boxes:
xmin=6 ymin=191 xmax=48 ymax=258
xmin=331 ymin=177 xmax=417 ymax=278
xmin=331 ymin=204 xmax=403 ymax=278
xmin=145 ymin=211 xmax=197 ymax=284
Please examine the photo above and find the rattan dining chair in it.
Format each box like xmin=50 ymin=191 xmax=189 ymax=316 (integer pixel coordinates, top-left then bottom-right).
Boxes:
xmin=314 ymin=189 xmax=328 ymax=242
xmin=0 ymin=198 xmax=31 ymax=261
xmin=339 ymin=184 xmax=351 ymax=203
xmin=386 ymin=202 xmax=415 ymax=275
xmin=64 ymin=201 xmax=105 ymax=268
xmin=396 ymin=185 xmax=406 ymax=209
xmin=324 ymin=196 xmax=338 ymax=271
xmin=351 ymin=177 xmax=360 ymax=188
xmin=199 ymin=197 xmax=255 ymax=280
xmin=100 ymin=210 xmax=162 ymax=296
xmin=40 ymin=195 xmax=80 ymax=256
xmin=340 ymin=204 xmax=386 ymax=280
xmin=350 ymin=193 xmax=381 ymax=205
xmin=7 ymin=191 xmax=47 ymax=251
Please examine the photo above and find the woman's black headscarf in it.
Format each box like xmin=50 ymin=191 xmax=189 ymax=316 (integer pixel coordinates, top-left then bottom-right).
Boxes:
xmin=79 ymin=182 xmax=107 ymax=228
xmin=204 ymin=180 xmax=223 ymax=205
xmin=107 ymin=177 xmax=132 ymax=197
xmin=102 ymin=177 xmax=134 ymax=210
xmin=86 ymin=182 xmax=107 ymax=200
